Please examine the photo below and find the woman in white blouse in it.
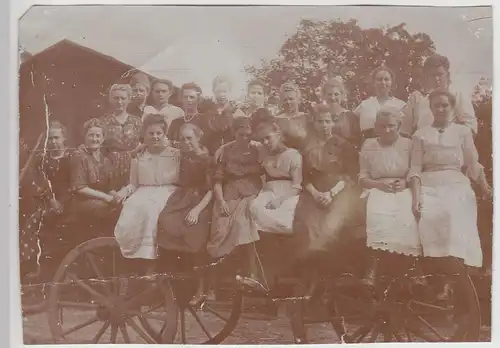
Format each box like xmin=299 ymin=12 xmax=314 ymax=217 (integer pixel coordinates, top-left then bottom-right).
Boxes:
xmin=354 ymin=66 xmax=406 ymax=142
xmin=409 ymin=89 xmax=491 ymax=269
xmin=114 ymin=114 xmax=181 ymax=264
xmin=401 ymin=54 xmax=477 ymax=137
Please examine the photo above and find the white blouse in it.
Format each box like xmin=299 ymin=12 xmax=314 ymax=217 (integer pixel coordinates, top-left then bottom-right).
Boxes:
xmin=354 ymin=96 xmax=406 ymax=132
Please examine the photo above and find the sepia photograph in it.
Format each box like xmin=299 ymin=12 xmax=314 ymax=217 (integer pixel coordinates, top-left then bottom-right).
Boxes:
xmin=17 ymin=4 xmax=493 ymax=344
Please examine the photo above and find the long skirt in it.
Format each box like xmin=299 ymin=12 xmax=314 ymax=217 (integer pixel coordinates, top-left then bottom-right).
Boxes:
xmin=366 ymin=188 xmax=422 ymax=256
xmin=255 ymin=183 xmax=365 ymax=287
xmin=250 ymin=180 xmax=299 ymax=235
xmin=207 ymin=195 xmax=259 ymax=258
xmin=157 ymin=188 xmax=212 ymax=253
xmin=419 ymin=170 xmax=482 ymax=267
xmin=114 ymin=185 xmax=178 ymax=259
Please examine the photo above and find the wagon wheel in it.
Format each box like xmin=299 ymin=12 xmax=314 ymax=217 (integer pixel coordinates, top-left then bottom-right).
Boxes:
xmin=150 ymin=268 xmax=243 ymax=344
xmin=329 ymin=256 xmax=481 ymax=343
xmin=46 ymin=237 xmax=178 ymax=344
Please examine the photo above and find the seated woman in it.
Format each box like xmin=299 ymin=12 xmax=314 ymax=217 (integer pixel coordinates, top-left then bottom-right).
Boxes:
xmin=359 ymin=105 xmax=422 ymax=286
xmin=206 ymin=117 xmax=263 ymax=280
xmin=69 ymin=118 xmax=121 ymax=236
xmin=157 ymin=123 xmax=213 ymax=258
xmin=409 ymin=89 xmax=492 ymax=271
xmin=114 ymin=114 xmax=181 ymax=271
xmin=20 ymin=121 xmax=73 ymax=280
xmin=238 ymin=109 xmax=363 ymax=293
xmin=249 ymin=122 xmax=303 ymax=235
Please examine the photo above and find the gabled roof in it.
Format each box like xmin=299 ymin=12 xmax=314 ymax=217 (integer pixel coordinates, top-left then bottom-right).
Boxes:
xmin=19 ymin=38 xmax=158 ymax=83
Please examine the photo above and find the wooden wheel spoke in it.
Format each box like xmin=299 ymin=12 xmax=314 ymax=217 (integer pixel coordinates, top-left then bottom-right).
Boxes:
xmin=368 ymin=322 xmax=382 ymax=342
xmin=392 ymin=328 xmax=404 ymax=341
xmin=347 ymin=322 xmax=373 ymax=343
xmin=203 ymin=305 xmax=229 ymax=322
xmin=187 ymin=306 xmax=214 ymax=340
xmin=57 ymin=300 xmax=99 ymax=310
xmin=119 ymin=324 xmax=131 ymax=343
xmin=85 ymin=252 xmax=113 ymax=296
xmin=61 ymin=316 xmax=99 ymax=336
xmin=180 ymin=309 xmax=187 ymax=344
xmin=66 ymin=273 xmax=110 ymax=306
xmin=414 ymin=315 xmax=448 ymax=341
xmin=141 ymin=313 xmax=165 ymax=321
xmin=404 ymin=320 xmax=439 ymax=342
xmin=91 ymin=320 xmax=110 ymax=344
xmin=404 ymin=327 xmax=413 ymax=342
xmin=409 ymin=300 xmax=451 ymax=312
xmin=126 ymin=318 xmax=156 ymax=344
xmin=110 ymin=324 xmax=118 ymax=343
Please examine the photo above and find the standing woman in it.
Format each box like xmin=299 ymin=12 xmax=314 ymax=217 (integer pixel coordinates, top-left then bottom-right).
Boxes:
xmin=274 ymin=82 xmax=310 ymax=151
xmin=401 ymin=54 xmax=477 ymax=137
xmin=143 ymin=79 xmax=185 ymax=130
xmin=114 ymin=114 xmax=180 ymax=264
xmin=359 ymin=106 xmax=422 ymax=285
xmin=128 ymin=75 xmax=150 ymax=118
xmin=233 ymin=79 xmax=268 ymax=119
xmin=354 ymin=66 xmax=406 ymax=141
xmin=409 ymin=89 xmax=491 ymax=270
xmin=321 ymin=78 xmax=361 ymax=147
xmin=100 ymin=84 xmax=143 ymax=190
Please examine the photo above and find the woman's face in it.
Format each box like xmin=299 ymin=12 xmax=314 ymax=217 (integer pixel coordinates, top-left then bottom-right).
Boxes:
xmin=247 ymin=85 xmax=266 ymax=107
xmin=282 ymin=90 xmax=300 ymax=113
xmin=430 ymin=95 xmax=454 ymax=124
xmin=182 ymin=88 xmax=199 ymax=111
xmin=323 ymin=86 xmax=344 ymax=106
xmin=144 ymin=123 xmax=166 ymax=149
xmin=375 ymin=113 xmax=399 ymax=139
xmin=314 ymin=112 xmax=334 ymax=138
xmin=180 ymin=127 xmax=201 ymax=152
xmin=425 ymin=66 xmax=449 ymax=90
xmin=131 ymin=84 xmax=148 ymax=105
xmin=109 ymin=90 xmax=130 ymax=112
xmin=260 ymin=130 xmax=282 ymax=152
xmin=47 ymin=128 xmax=66 ymax=152
xmin=373 ymin=70 xmax=393 ymax=97
xmin=85 ymin=127 xmax=105 ymax=150
xmin=213 ymin=82 xmax=230 ymax=105
xmin=152 ymin=83 xmax=171 ymax=106
xmin=234 ymin=125 xmax=252 ymax=144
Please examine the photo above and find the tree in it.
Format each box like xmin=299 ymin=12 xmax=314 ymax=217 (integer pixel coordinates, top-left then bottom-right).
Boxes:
xmin=245 ymin=19 xmax=436 ymax=110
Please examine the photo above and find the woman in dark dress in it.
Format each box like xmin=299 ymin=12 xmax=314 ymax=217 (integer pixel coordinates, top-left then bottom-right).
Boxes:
xmin=157 ymin=123 xmax=214 ymax=255
xmin=19 ymin=121 xmax=73 ymax=280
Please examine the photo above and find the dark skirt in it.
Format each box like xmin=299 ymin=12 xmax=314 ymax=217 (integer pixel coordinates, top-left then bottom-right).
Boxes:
xmin=157 ymin=188 xmax=212 ymax=254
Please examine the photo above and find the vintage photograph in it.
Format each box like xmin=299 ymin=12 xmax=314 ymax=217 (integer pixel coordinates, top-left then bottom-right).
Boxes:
xmin=18 ymin=4 xmax=493 ymax=344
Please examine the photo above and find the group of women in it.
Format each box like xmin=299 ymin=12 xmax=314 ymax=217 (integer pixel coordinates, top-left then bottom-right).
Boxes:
xmin=20 ymin=53 xmax=492 ymax=301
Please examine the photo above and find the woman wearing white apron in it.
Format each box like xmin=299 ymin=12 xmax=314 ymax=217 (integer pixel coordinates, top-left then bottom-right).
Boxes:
xmin=250 ymin=122 xmax=303 ymax=235
xmin=114 ymin=114 xmax=180 ymax=266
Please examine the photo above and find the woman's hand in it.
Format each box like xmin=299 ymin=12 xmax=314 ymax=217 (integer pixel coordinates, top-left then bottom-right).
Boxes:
xmin=131 ymin=143 xmax=147 ymax=158
xmin=214 ymin=143 xmax=230 ymax=163
xmin=391 ymin=179 xmax=407 ymax=192
xmin=49 ymin=198 xmax=64 ymax=214
xmin=219 ymin=200 xmax=230 ymax=216
xmin=376 ymin=180 xmax=395 ymax=193
xmin=412 ymin=196 xmax=422 ymax=221
xmin=185 ymin=208 xmax=200 ymax=226
xmin=314 ymin=191 xmax=332 ymax=207
xmin=249 ymin=140 xmax=261 ymax=148
xmin=266 ymin=197 xmax=284 ymax=210
xmin=481 ymin=183 xmax=493 ymax=201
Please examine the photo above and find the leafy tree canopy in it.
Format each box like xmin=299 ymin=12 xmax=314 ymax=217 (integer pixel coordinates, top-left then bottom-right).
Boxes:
xmin=246 ymin=18 xmax=436 ymax=110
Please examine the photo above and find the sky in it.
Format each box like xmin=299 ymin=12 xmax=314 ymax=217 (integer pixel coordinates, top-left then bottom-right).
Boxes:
xmin=19 ymin=5 xmax=492 ymax=99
